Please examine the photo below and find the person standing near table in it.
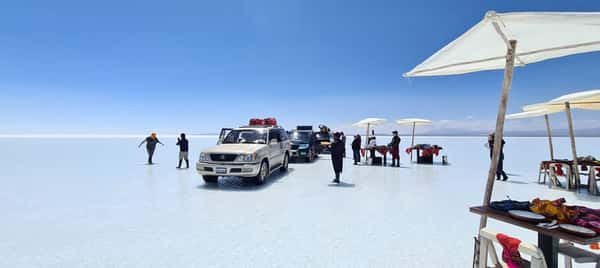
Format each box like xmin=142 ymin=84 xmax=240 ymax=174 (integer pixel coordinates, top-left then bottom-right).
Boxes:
xmin=340 ymin=132 xmax=347 ymax=158
xmin=488 ymin=132 xmax=508 ymax=181
xmin=138 ymin=132 xmax=164 ymax=165
xmin=368 ymin=129 xmax=377 ymax=159
xmin=330 ymin=132 xmax=344 ymax=183
xmin=176 ymin=133 xmax=189 ymax=169
xmin=388 ymin=131 xmax=401 ymax=167
xmin=351 ymin=134 xmax=362 ymax=165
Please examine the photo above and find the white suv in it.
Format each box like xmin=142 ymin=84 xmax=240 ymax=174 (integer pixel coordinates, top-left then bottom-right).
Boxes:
xmin=197 ymin=125 xmax=291 ymax=185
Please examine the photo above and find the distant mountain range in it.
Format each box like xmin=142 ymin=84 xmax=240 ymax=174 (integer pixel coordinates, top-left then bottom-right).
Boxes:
xmin=414 ymin=127 xmax=600 ymax=137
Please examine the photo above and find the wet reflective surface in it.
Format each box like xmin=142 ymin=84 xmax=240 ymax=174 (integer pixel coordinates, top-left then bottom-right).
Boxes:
xmin=1 ymin=136 xmax=599 ymax=267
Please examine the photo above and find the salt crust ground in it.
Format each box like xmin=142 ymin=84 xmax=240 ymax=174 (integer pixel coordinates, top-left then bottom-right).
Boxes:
xmin=1 ymin=136 xmax=599 ymax=267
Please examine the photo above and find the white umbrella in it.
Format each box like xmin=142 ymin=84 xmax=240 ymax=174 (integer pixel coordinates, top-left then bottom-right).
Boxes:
xmin=353 ymin=118 xmax=387 ymax=163
xmin=396 ymin=118 xmax=432 ymax=161
xmin=507 ymin=109 xmax=559 ymax=159
xmin=403 ymin=10 xmax=600 ymax=249
xmin=521 ymin=90 xmax=600 ymax=184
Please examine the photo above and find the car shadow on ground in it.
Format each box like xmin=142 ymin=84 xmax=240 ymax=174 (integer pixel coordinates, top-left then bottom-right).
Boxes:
xmin=289 ymin=156 xmax=320 ymax=165
xmin=196 ymin=168 xmax=295 ymax=192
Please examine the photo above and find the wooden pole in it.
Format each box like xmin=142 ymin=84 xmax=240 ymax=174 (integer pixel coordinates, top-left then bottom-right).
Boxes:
xmin=544 ymin=114 xmax=555 ymax=160
xmin=410 ymin=122 xmax=416 ymax=162
xmin=479 ymin=40 xmax=517 ymax=230
xmin=365 ymin=123 xmax=370 ymax=164
xmin=565 ymin=102 xmax=580 ymax=188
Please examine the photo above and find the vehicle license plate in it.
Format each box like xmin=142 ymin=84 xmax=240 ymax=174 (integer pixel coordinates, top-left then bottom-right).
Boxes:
xmin=216 ymin=167 xmax=227 ymax=174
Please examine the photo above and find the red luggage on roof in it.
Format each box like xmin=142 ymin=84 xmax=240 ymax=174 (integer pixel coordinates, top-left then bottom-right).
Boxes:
xmin=264 ymin=118 xmax=277 ymax=126
xmin=249 ymin=118 xmax=265 ymax=125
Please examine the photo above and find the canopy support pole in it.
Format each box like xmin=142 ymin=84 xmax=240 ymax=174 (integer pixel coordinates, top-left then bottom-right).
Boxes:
xmin=365 ymin=123 xmax=370 ymax=164
xmin=479 ymin=40 xmax=517 ymax=230
xmin=565 ymin=102 xmax=580 ymax=189
xmin=544 ymin=114 xmax=555 ymax=160
xmin=410 ymin=122 xmax=416 ymax=162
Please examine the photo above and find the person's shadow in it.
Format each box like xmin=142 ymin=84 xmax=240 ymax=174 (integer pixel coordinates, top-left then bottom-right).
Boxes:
xmin=327 ymin=182 xmax=356 ymax=188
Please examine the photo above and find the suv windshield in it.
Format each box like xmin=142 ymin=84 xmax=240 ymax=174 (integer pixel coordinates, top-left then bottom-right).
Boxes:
xmin=291 ymin=131 xmax=312 ymax=143
xmin=222 ymin=129 xmax=267 ymax=144
xmin=314 ymin=132 xmax=331 ymax=141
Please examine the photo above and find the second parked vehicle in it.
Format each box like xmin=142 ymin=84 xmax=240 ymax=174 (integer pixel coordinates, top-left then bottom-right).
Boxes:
xmin=289 ymin=126 xmax=318 ymax=162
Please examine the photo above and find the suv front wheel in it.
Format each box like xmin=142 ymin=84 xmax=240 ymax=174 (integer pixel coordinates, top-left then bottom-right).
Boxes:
xmin=254 ymin=161 xmax=268 ymax=185
xmin=280 ymin=153 xmax=289 ymax=172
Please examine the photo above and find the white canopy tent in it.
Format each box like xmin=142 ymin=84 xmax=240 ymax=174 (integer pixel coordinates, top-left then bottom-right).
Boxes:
xmin=396 ymin=118 xmax=432 ymax=161
xmin=506 ymin=109 xmax=559 ymax=160
xmin=352 ymin=118 xmax=387 ymax=152
xmin=405 ymin=12 xmax=600 ymax=77
xmin=403 ymin=11 xmax=600 ymax=266
xmin=521 ymin=90 xmax=600 ymax=185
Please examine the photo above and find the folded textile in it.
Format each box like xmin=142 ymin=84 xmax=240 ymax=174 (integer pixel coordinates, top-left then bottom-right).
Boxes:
xmin=530 ymin=198 xmax=571 ymax=223
xmin=490 ymin=200 xmax=531 ymax=212
xmin=496 ymin=233 xmax=523 ymax=268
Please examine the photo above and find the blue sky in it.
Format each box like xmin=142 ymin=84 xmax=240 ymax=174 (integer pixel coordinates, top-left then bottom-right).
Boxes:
xmin=1 ymin=0 xmax=600 ymax=135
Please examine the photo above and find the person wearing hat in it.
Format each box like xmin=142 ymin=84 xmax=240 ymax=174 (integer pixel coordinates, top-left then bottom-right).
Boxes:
xmin=329 ymin=132 xmax=344 ymax=183
xmin=388 ymin=131 xmax=401 ymax=167
xmin=138 ymin=132 xmax=164 ymax=165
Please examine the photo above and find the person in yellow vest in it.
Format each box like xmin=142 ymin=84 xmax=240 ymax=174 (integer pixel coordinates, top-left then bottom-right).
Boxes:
xmin=138 ymin=133 xmax=164 ymax=164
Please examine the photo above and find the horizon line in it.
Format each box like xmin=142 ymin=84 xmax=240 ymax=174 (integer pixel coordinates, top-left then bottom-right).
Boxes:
xmin=0 ymin=133 xmax=597 ymax=138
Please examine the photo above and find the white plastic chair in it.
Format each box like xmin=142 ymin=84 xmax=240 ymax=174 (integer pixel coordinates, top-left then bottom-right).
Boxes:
xmin=478 ymin=228 xmax=548 ymax=268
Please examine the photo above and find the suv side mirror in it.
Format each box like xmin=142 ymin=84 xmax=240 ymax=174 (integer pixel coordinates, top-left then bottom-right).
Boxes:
xmin=270 ymin=138 xmax=278 ymax=144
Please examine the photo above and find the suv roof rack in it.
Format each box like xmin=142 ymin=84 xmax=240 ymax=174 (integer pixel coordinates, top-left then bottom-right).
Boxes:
xmin=239 ymin=125 xmax=280 ymax=128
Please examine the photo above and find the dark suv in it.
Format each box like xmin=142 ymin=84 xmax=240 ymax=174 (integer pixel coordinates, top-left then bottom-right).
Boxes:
xmin=289 ymin=126 xmax=318 ymax=162
xmin=314 ymin=124 xmax=332 ymax=154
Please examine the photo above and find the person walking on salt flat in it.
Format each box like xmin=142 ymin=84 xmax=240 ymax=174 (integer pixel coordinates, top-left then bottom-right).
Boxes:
xmin=138 ymin=132 xmax=164 ymax=165
xmin=176 ymin=133 xmax=189 ymax=169
xmin=487 ymin=132 xmax=508 ymax=181
xmin=330 ymin=132 xmax=344 ymax=184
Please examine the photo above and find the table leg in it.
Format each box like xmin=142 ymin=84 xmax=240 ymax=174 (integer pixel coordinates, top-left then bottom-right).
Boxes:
xmin=538 ymin=233 xmax=558 ymax=268
xmin=590 ymin=167 xmax=598 ymax=195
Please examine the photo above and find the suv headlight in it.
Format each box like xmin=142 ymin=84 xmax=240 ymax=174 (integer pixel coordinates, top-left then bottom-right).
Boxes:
xmin=199 ymin=152 xmax=209 ymax=162
xmin=236 ymin=153 xmax=256 ymax=162
xmin=299 ymin=144 xmax=310 ymax=149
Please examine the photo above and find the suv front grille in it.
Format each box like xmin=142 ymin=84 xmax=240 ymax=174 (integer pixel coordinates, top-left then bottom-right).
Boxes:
xmin=210 ymin=154 xmax=238 ymax=162
xmin=291 ymin=144 xmax=299 ymax=150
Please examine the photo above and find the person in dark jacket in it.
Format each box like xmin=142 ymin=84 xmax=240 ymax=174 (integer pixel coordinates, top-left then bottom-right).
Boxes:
xmin=388 ymin=131 xmax=401 ymax=167
xmin=138 ymin=132 xmax=164 ymax=164
xmin=340 ymin=132 xmax=347 ymax=158
xmin=330 ymin=132 xmax=344 ymax=183
xmin=351 ymin=134 xmax=362 ymax=165
xmin=488 ymin=132 xmax=508 ymax=181
xmin=176 ymin=133 xmax=189 ymax=169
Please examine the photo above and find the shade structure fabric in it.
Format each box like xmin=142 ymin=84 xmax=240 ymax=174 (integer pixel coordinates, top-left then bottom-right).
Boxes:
xmin=506 ymin=109 xmax=558 ymax=119
xmin=523 ymin=89 xmax=600 ymax=112
xmin=404 ymin=11 xmax=600 ymax=77
xmin=396 ymin=118 xmax=432 ymax=126
xmin=352 ymin=118 xmax=387 ymax=128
